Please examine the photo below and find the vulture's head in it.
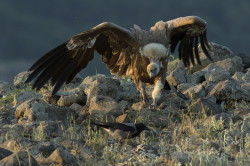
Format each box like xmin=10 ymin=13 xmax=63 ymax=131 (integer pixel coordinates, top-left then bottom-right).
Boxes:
xmin=141 ymin=43 xmax=169 ymax=78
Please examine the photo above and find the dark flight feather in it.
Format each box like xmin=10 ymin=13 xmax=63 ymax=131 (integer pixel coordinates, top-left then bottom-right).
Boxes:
xmin=194 ymin=36 xmax=201 ymax=65
xmin=200 ymin=34 xmax=212 ymax=61
xmin=188 ymin=37 xmax=195 ymax=65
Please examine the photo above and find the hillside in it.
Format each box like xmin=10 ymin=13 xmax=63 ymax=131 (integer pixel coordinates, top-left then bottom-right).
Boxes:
xmin=0 ymin=42 xmax=249 ymax=165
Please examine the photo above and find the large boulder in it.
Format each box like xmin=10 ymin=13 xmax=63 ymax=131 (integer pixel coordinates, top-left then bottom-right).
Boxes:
xmin=204 ymin=56 xmax=243 ymax=75
xmin=88 ymin=95 xmax=124 ymax=121
xmin=81 ymin=74 xmax=120 ymax=104
xmin=188 ymin=96 xmax=223 ymax=115
xmin=189 ymin=42 xmax=235 ymax=72
xmin=209 ymin=79 xmax=250 ymax=101
xmin=118 ymin=79 xmax=140 ymax=103
xmin=186 ymin=56 xmax=242 ymax=84
xmin=15 ymin=98 xmax=78 ymax=124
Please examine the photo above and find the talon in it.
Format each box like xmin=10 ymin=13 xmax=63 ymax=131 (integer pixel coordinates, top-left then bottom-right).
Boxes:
xmin=149 ymin=104 xmax=157 ymax=111
xmin=149 ymin=100 xmax=160 ymax=111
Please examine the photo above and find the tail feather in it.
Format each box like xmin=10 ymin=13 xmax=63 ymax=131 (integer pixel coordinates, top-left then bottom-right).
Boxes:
xmin=91 ymin=121 xmax=111 ymax=129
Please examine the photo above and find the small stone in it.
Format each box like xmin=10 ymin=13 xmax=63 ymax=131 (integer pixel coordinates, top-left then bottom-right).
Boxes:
xmin=13 ymin=90 xmax=42 ymax=106
xmin=57 ymin=92 xmax=86 ymax=107
xmin=47 ymin=147 xmax=79 ymax=166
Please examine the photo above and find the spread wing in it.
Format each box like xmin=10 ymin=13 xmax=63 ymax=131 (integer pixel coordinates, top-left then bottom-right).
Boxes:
xmin=26 ymin=22 xmax=136 ymax=94
xmin=166 ymin=16 xmax=212 ymax=66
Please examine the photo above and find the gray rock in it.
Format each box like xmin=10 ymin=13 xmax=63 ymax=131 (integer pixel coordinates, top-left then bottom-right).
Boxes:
xmin=118 ymin=80 xmax=140 ymax=103
xmin=209 ymin=79 xmax=250 ymax=101
xmin=135 ymin=108 xmax=169 ymax=127
xmin=241 ymin=83 xmax=250 ymax=92
xmin=187 ymin=56 xmax=241 ymax=85
xmin=232 ymin=70 xmax=250 ymax=87
xmin=189 ymin=96 xmax=223 ymax=115
xmin=242 ymin=70 xmax=250 ymax=82
xmin=201 ymin=81 xmax=217 ymax=96
xmin=36 ymin=121 xmax=63 ymax=138
xmin=232 ymin=72 xmax=245 ymax=83
xmin=0 ymin=151 xmax=38 ymax=166
xmin=13 ymin=90 xmax=42 ymax=106
xmin=15 ymin=98 xmax=77 ymax=124
xmin=0 ymin=81 xmax=15 ymax=96
xmin=89 ymin=95 xmax=123 ymax=121
xmin=38 ymin=142 xmax=57 ymax=157
xmin=70 ymin=103 xmax=83 ymax=114
xmin=13 ymin=71 xmax=32 ymax=88
xmin=81 ymin=74 xmax=120 ymax=104
xmin=184 ymin=84 xmax=206 ymax=99
xmin=0 ymin=147 xmax=12 ymax=160
xmin=186 ymin=70 xmax=207 ymax=84
xmin=189 ymin=42 xmax=235 ymax=72
xmin=47 ymin=147 xmax=79 ymax=166
xmin=177 ymin=83 xmax=197 ymax=93
xmin=159 ymin=92 xmax=188 ymax=111
xmin=205 ymin=70 xmax=231 ymax=83
xmin=238 ymin=53 xmax=250 ymax=68
xmin=204 ymin=56 xmax=243 ymax=75
xmin=57 ymin=92 xmax=86 ymax=107
xmin=167 ymin=65 xmax=187 ymax=86
xmin=0 ymin=109 xmax=15 ymax=125
xmin=171 ymin=152 xmax=189 ymax=165
xmin=41 ymin=90 xmax=86 ymax=107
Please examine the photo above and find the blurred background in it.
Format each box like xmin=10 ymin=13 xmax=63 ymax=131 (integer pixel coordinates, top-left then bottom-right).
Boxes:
xmin=1 ymin=0 xmax=249 ymax=83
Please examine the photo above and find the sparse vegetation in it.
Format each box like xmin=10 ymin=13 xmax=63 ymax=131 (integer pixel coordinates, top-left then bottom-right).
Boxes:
xmin=1 ymin=49 xmax=250 ymax=165
xmin=1 ymin=84 xmax=249 ymax=165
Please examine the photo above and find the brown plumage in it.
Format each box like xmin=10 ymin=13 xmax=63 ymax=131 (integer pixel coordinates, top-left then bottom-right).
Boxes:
xmin=26 ymin=16 xmax=212 ymax=106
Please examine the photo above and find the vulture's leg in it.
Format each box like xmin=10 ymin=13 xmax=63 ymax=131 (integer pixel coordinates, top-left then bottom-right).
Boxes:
xmin=139 ymin=81 xmax=148 ymax=104
xmin=151 ymin=80 xmax=164 ymax=107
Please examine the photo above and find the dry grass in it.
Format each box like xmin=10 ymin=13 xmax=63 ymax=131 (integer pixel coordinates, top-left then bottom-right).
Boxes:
xmin=0 ymin=86 xmax=249 ymax=165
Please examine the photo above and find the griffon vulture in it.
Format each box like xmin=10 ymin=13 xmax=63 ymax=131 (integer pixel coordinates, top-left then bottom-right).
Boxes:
xmin=26 ymin=16 xmax=212 ymax=107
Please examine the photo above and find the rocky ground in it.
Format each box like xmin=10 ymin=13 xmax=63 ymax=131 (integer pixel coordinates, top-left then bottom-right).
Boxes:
xmin=0 ymin=42 xmax=250 ymax=165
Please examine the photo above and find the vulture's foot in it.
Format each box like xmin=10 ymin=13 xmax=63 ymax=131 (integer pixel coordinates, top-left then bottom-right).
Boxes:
xmin=149 ymin=100 xmax=160 ymax=111
xmin=140 ymin=90 xmax=149 ymax=105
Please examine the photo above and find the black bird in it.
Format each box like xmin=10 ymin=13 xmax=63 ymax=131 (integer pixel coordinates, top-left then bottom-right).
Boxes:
xmin=91 ymin=122 xmax=150 ymax=141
